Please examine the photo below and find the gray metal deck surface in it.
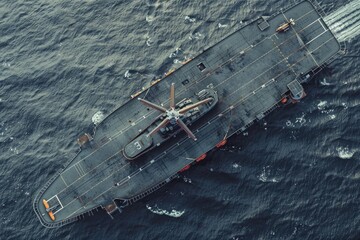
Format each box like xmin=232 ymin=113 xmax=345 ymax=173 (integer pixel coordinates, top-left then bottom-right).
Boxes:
xmin=34 ymin=0 xmax=340 ymax=227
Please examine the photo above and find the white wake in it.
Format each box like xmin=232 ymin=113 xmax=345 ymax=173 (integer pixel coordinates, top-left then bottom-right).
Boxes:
xmin=324 ymin=1 xmax=360 ymax=41
xmin=92 ymin=111 xmax=105 ymax=125
xmin=146 ymin=204 xmax=185 ymax=218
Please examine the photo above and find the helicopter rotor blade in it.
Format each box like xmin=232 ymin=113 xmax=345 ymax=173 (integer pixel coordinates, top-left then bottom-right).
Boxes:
xmin=176 ymin=118 xmax=197 ymax=141
xmin=147 ymin=118 xmax=170 ymax=137
xmin=178 ymin=98 xmax=212 ymax=114
xmin=138 ymin=98 xmax=167 ymax=113
xmin=170 ymin=83 xmax=175 ymax=109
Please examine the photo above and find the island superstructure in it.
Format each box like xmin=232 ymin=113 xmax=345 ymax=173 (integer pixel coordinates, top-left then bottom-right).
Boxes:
xmin=33 ymin=0 xmax=342 ymax=228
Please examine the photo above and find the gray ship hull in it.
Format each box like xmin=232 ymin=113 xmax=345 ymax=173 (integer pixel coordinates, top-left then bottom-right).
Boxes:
xmin=33 ymin=0 xmax=341 ymax=228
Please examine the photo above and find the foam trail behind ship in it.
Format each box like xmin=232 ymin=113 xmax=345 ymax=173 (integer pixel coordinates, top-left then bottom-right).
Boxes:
xmin=324 ymin=0 xmax=360 ymax=41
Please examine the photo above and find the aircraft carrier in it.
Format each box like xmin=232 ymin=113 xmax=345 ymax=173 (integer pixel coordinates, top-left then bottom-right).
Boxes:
xmin=33 ymin=0 xmax=342 ymax=228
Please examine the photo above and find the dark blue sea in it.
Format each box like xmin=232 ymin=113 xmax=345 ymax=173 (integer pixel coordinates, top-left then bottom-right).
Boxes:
xmin=1 ymin=0 xmax=359 ymax=239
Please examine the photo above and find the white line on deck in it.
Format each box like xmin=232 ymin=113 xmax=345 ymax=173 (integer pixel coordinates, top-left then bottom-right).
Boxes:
xmin=57 ymin=9 xmax=335 ymax=217
xmin=306 ymin=29 xmax=328 ymax=45
xmin=306 ymin=48 xmax=320 ymax=67
xmin=64 ymin=35 xmax=338 ymax=220
xmin=74 ymin=165 xmax=81 ymax=176
xmin=58 ymin=9 xmax=319 ymax=180
xmin=56 ymin=195 xmax=63 ymax=209
xmin=77 ymin=163 xmax=86 ymax=176
xmin=53 ymin=195 xmax=64 ymax=215
xmin=60 ymin=174 xmax=68 ymax=186
xmin=318 ymin=19 xmax=327 ymax=31
xmin=306 ymin=17 xmax=322 ymax=29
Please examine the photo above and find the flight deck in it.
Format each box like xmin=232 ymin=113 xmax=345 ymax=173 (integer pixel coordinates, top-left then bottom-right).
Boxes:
xmin=33 ymin=0 xmax=341 ymax=228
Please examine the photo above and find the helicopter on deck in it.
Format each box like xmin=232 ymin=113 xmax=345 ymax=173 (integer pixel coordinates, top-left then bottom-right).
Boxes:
xmin=276 ymin=18 xmax=295 ymax=32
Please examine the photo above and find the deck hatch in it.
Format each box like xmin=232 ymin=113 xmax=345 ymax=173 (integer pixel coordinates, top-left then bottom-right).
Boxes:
xmin=258 ymin=18 xmax=270 ymax=31
xmin=182 ymin=79 xmax=190 ymax=85
xmin=197 ymin=62 xmax=206 ymax=71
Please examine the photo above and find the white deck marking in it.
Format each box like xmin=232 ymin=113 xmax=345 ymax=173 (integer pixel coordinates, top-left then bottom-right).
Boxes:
xmin=305 ymin=46 xmax=320 ymax=67
xmin=305 ymin=17 xmax=322 ymax=29
xmin=53 ymin=195 xmax=64 ymax=214
xmin=306 ymin=29 xmax=328 ymax=45
xmin=47 ymin=195 xmax=57 ymax=201
xmin=64 ymin=35 xmax=338 ymax=219
xmin=289 ymin=19 xmax=327 ymax=68
xmin=318 ymin=19 xmax=327 ymax=31
xmin=282 ymin=12 xmax=289 ymax=22
xmin=270 ymin=35 xmax=297 ymax=76
xmin=77 ymin=163 xmax=86 ymax=176
xmin=60 ymin=174 xmax=68 ymax=187
xmin=65 ymin=51 xmax=324 ymax=218
xmin=56 ymin=195 xmax=63 ymax=209
xmin=73 ymin=165 xmax=81 ymax=176
xmin=58 ymin=8 xmax=338 ymax=218
xmin=58 ymin=9 xmax=319 ymax=184
xmin=59 ymin=23 xmax=308 ymax=199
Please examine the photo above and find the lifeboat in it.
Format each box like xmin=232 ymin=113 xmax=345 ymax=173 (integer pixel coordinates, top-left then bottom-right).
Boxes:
xmin=48 ymin=211 xmax=55 ymax=221
xmin=216 ymin=139 xmax=227 ymax=148
xmin=281 ymin=97 xmax=288 ymax=104
xmin=179 ymin=165 xmax=191 ymax=172
xmin=196 ymin=154 xmax=207 ymax=162
xmin=42 ymin=199 xmax=50 ymax=209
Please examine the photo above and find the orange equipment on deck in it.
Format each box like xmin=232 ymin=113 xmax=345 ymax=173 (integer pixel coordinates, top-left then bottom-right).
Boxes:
xmin=281 ymin=97 xmax=288 ymax=104
xmin=179 ymin=165 xmax=191 ymax=172
xmin=216 ymin=139 xmax=227 ymax=148
xmin=42 ymin=199 xmax=50 ymax=209
xmin=48 ymin=211 xmax=55 ymax=221
xmin=196 ymin=154 xmax=207 ymax=162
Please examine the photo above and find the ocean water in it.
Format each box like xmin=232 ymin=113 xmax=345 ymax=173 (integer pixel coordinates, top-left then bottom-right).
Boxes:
xmin=1 ymin=0 xmax=359 ymax=239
